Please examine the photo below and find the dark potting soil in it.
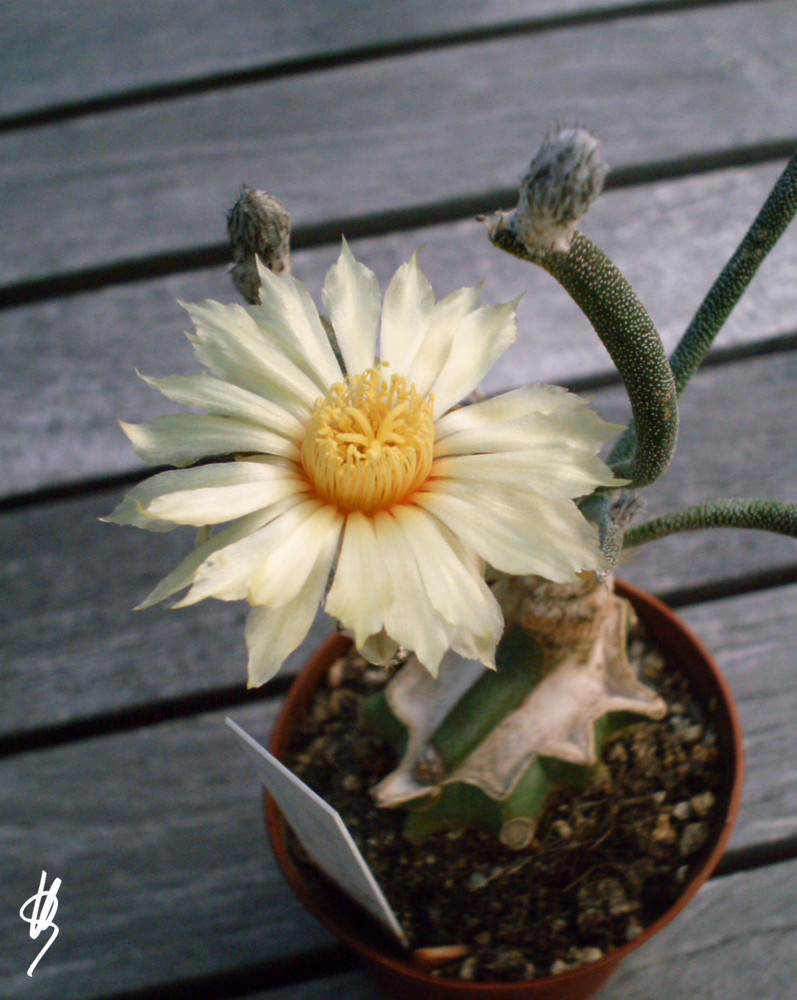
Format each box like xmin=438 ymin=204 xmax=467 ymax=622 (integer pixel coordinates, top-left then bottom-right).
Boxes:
xmin=284 ymin=623 xmax=724 ymax=983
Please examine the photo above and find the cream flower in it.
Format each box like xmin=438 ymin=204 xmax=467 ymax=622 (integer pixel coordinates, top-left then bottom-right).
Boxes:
xmin=106 ymin=243 xmax=623 ymax=685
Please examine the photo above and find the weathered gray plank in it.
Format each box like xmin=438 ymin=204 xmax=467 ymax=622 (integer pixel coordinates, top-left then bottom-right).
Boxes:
xmin=1 ymin=2 xmax=795 ymax=285
xmin=617 ymin=349 xmax=797 ymax=597
xmin=1 ymin=689 xmax=796 ymax=1000
xmin=2 ymin=159 xmax=795 ymax=499
xmin=0 ymin=701 xmax=330 ymax=1000
xmin=237 ymin=859 xmax=797 ymax=1000
xmin=1 ymin=0 xmax=664 ymax=119
xmin=678 ymin=589 xmax=797 ymax=854
xmin=0 ymin=493 xmax=334 ymax=734
xmin=4 ymin=346 xmax=797 ymax=736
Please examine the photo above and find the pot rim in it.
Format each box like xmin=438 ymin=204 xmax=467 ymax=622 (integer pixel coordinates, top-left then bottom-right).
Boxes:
xmin=265 ymin=579 xmax=745 ymax=995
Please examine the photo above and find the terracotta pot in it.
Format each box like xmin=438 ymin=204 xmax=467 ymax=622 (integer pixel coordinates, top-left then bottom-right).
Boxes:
xmin=266 ymin=580 xmax=745 ymax=999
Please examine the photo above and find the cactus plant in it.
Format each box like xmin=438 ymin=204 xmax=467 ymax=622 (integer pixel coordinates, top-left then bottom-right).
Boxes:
xmin=108 ymin=130 xmax=797 ymax=859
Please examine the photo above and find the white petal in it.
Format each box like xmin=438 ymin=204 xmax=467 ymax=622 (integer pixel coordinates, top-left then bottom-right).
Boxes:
xmin=322 ymin=240 xmax=381 ymax=375
xmin=253 ymin=263 xmax=342 ymax=387
xmin=428 ymin=300 xmax=518 ymax=418
xmin=176 ymin=496 xmax=322 ymax=605
xmin=434 ymin=411 xmax=623 ymax=460
xmin=416 ymin=483 xmax=606 ymax=581
xmin=145 ymin=469 xmax=311 ymax=526
xmin=141 ymin=372 xmax=304 ymax=440
xmin=432 ymin=448 xmax=620 ymax=499
xmin=435 ymin=384 xmax=574 ymax=434
xmin=391 ymin=505 xmax=502 ymax=659
xmin=247 ymin=503 xmax=344 ymax=606
xmin=104 ymin=462 xmax=304 ymax=530
xmin=372 ymin=510 xmax=454 ymax=676
xmin=245 ymin=527 xmax=339 ymax=687
xmin=379 ymin=250 xmax=435 ymax=374
xmin=405 ymin=285 xmax=482 ymax=398
xmin=325 ymin=511 xmax=393 ymax=648
xmin=183 ymin=299 xmax=320 ymax=417
xmin=120 ymin=414 xmax=299 ymax=467
xmin=435 ymin=385 xmax=623 ymax=451
xmin=135 ymin=507 xmax=278 ymax=608
xmin=359 ymin=630 xmax=401 ymax=666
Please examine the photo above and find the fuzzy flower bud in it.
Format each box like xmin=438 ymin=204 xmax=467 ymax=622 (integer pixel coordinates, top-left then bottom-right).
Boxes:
xmin=227 ymin=187 xmax=291 ymax=303
xmin=511 ymin=127 xmax=608 ymax=254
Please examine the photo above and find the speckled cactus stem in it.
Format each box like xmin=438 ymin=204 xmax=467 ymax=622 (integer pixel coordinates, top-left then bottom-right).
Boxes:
xmin=611 ymin=148 xmax=797 ymax=470
xmin=623 ymin=499 xmax=797 ymax=551
xmin=487 ymin=129 xmax=678 ymax=492
xmin=670 ymin=150 xmax=797 ymax=396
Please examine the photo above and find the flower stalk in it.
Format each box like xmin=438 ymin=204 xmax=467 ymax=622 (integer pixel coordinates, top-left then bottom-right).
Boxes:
xmin=670 ymin=151 xmax=797 ymax=395
xmin=623 ymin=498 xmax=797 ymax=550
xmin=490 ymin=226 xmax=678 ymax=490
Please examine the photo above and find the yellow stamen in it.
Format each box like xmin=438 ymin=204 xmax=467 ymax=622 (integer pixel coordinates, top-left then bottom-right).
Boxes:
xmin=301 ymin=369 xmax=435 ymax=514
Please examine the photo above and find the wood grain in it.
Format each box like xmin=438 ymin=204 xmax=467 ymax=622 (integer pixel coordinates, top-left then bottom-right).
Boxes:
xmin=1 ymin=0 xmax=671 ymax=119
xmin=1 ymin=679 xmax=795 ymax=1000
xmin=0 ymin=701 xmax=331 ymax=1000
xmin=3 ymin=159 xmax=795 ymax=499
xmin=1 ymin=2 xmax=795 ymax=286
xmin=4 ymin=5 xmax=797 ymax=1000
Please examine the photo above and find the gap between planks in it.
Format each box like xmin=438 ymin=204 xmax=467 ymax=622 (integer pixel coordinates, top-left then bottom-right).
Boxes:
xmin=1 ymin=137 xmax=795 ymax=312
xmin=0 ymin=0 xmax=751 ymax=135
xmin=2 ymin=1 xmax=796 ymax=289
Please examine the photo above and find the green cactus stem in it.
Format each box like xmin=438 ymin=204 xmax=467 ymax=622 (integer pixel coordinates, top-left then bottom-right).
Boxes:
xmin=489 ymin=226 xmax=678 ymax=490
xmin=361 ymin=626 xmax=544 ymax=789
xmin=669 ymin=151 xmax=797 ymax=396
xmin=425 ymin=627 xmax=544 ymax=776
xmin=623 ymin=498 xmax=797 ymax=550
xmin=611 ymin=151 xmax=797 ymax=470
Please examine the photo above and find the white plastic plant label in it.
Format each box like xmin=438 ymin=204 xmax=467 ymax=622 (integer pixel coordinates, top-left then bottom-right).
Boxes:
xmin=225 ymin=717 xmax=408 ymax=946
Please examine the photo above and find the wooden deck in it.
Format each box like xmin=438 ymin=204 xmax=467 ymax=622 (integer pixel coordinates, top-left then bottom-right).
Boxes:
xmin=2 ymin=2 xmax=797 ymax=997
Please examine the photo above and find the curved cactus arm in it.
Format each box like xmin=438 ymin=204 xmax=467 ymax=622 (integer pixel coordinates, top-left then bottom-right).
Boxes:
xmin=490 ymin=226 xmax=678 ymax=489
xmin=622 ymin=498 xmax=797 ymax=550
xmin=612 ymin=152 xmax=797 ymax=471
xmin=670 ymin=151 xmax=797 ymax=396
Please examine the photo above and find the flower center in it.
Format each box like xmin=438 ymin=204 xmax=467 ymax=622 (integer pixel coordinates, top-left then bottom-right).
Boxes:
xmin=301 ymin=368 xmax=435 ymax=514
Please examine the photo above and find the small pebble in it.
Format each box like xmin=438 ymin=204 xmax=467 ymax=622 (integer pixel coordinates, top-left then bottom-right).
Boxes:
xmin=459 ymin=956 xmax=479 ymax=981
xmin=625 ymin=917 xmax=643 ymax=940
xmin=552 ymin=819 xmax=573 ymax=840
xmin=575 ymin=946 xmax=604 ymax=965
xmin=327 ymin=657 xmax=348 ymax=688
xmin=680 ymin=821 xmax=709 ymax=857
xmin=690 ymin=791 xmax=716 ymax=817
xmin=652 ymin=813 xmax=677 ymax=845
xmin=680 ymin=723 xmax=705 ymax=744
xmin=672 ymin=801 xmax=691 ymax=821
xmin=468 ymin=872 xmax=489 ymax=891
